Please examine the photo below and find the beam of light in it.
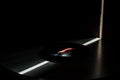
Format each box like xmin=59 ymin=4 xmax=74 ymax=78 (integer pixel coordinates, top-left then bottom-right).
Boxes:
xmin=99 ymin=0 xmax=104 ymax=39
xmin=18 ymin=61 xmax=49 ymax=75
xmin=90 ymin=0 xmax=104 ymax=79
xmin=82 ymin=38 xmax=100 ymax=46
xmin=96 ymin=40 xmax=102 ymax=75
xmin=92 ymin=40 xmax=103 ymax=79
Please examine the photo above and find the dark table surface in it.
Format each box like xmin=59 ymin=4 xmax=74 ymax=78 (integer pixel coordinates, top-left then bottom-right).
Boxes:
xmin=0 ymin=38 xmax=119 ymax=80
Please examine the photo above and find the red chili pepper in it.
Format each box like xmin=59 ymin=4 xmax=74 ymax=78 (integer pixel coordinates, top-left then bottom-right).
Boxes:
xmin=58 ymin=48 xmax=73 ymax=54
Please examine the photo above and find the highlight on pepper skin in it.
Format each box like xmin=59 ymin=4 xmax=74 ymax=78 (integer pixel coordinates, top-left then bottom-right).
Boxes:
xmin=52 ymin=48 xmax=74 ymax=57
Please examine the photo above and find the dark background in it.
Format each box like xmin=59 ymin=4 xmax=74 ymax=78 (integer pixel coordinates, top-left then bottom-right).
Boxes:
xmin=1 ymin=0 xmax=119 ymax=80
xmin=102 ymin=0 xmax=119 ymax=78
xmin=1 ymin=0 xmax=101 ymax=53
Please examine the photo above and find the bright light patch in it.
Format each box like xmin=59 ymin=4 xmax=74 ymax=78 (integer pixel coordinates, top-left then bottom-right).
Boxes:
xmin=19 ymin=61 xmax=49 ymax=75
xmin=83 ymin=38 xmax=100 ymax=46
xmin=99 ymin=0 xmax=104 ymax=39
xmin=92 ymin=40 xmax=103 ymax=79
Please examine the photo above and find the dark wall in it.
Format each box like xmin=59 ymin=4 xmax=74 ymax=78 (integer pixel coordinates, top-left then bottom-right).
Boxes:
xmin=1 ymin=0 xmax=101 ymax=52
xmin=103 ymin=0 xmax=120 ymax=77
xmin=103 ymin=0 xmax=118 ymax=45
